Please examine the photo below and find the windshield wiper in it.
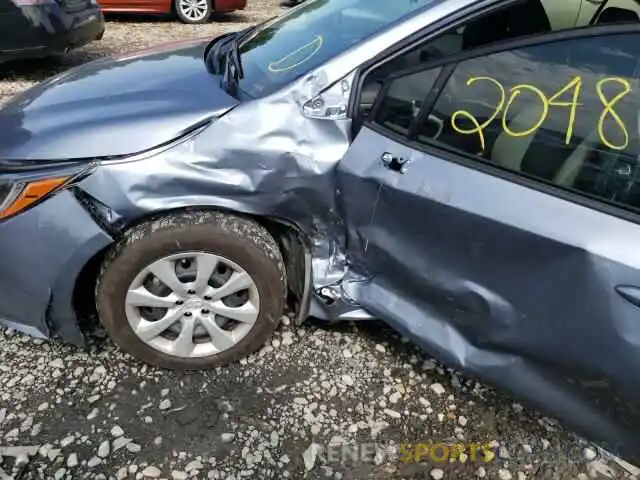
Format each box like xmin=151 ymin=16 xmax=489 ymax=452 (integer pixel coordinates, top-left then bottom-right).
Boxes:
xmin=225 ymin=26 xmax=255 ymax=97
xmin=204 ymin=31 xmax=235 ymax=74
xmin=205 ymin=16 xmax=274 ymax=76
xmin=226 ymin=34 xmax=244 ymax=81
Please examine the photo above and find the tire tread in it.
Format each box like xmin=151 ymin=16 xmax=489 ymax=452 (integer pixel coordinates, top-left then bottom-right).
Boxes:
xmin=96 ymin=210 xmax=286 ymax=369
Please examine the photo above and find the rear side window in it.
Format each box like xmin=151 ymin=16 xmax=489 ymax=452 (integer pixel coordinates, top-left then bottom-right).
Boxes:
xmin=372 ymin=31 xmax=640 ymax=215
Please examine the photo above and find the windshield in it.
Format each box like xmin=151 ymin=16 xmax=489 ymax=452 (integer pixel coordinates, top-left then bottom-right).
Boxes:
xmin=236 ymin=0 xmax=434 ymax=98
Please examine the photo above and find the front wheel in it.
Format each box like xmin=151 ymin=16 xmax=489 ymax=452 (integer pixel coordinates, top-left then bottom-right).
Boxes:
xmin=96 ymin=211 xmax=287 ymax=370
xmin=174 ymin=0 xmax=213 ymax=24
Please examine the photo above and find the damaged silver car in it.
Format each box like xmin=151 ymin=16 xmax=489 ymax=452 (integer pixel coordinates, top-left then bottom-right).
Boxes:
xmin=1 ymin=0 xmax=640 ymax=464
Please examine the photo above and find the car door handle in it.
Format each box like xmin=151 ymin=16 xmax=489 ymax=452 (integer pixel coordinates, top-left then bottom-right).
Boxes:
xmin=381 ymin=152 xmax=408 ymax=173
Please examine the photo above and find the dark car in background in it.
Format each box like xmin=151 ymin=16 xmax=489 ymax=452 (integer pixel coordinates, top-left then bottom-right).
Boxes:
xmin=0 ymin=0 xmax=104 ymax=64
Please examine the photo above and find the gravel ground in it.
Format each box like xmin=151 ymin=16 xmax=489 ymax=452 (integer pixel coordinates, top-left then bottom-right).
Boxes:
xmin=1 ymin=2 xmax=640 ymax=479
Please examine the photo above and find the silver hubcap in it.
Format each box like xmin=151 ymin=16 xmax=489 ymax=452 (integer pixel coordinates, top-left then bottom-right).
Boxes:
xmin=124 ymin=252 xmax=260 ymax=358
xmin=177 ymin=0 xmax=208 ymax=21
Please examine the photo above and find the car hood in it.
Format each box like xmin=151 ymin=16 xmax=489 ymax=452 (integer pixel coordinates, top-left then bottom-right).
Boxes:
xmin=0 ymin=39 xmax=240 ymax=161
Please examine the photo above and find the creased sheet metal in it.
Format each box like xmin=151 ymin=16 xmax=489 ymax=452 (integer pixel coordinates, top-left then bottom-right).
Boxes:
xmin=0 ymin=1 xmax=637 ymax=463
xmin=72 ymin=61 xmax=640 ymax=465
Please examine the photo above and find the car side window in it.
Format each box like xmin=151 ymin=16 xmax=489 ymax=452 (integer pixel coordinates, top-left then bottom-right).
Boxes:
xmin=358 ymin=0 xmax=640 ymax=120
xmin=385 ymin=32 xmax=640 ymax=214
xmin=358 ymin=0 xmax=585 ymax=119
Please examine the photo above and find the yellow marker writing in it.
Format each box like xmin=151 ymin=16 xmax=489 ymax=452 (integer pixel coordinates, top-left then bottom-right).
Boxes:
xmin=451 ymin=75 xmax=631 ymax=153
xmin=547 ymin=76 xmax=582 ymax=145
xmin=597 ymin=77 xmax=631 ymax=151
xmin=502 ymin=83 xmax=549 ymax=138
xmin=451 ymin=76 xmax=506 ymax=153
xmin=267 ymin=35 xmax=324 ymax=73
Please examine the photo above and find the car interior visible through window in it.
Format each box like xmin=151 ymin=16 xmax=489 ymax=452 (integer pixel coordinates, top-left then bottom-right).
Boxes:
xmin=359 ymin=0 xmax=640 ymax=215
xmin=358 ymin=0 xmax=640 ymax=116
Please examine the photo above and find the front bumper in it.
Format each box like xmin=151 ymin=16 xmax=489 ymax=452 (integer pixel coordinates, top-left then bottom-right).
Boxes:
xmin=0 ymin=189 xmax=113 ymax=343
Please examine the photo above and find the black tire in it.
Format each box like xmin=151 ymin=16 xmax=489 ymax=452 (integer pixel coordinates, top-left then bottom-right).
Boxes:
xmin=174 ymin=0 xmax=213 ymax=24
xmin=96 ymin=210 xmax=286 ymax=370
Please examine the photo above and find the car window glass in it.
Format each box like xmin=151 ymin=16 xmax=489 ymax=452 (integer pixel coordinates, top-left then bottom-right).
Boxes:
xmin=409 ymin=33 xmax=640 ymax=214
xmin=578 ymin=0 xmax=640 ymax=25
xmin=358 ymin=0 xmax=640 ymax=119
xmin=378 ymin=0 xmax=582 ymax=76
xmin=236 ymin=0 xmax=434 ymax=98
xmin=358 ymin=0 xmax=583 ymax=119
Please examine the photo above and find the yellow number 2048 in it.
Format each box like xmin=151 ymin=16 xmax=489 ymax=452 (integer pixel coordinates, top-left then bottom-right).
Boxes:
xmin=451 ymin=75 xmax=631 ymax=153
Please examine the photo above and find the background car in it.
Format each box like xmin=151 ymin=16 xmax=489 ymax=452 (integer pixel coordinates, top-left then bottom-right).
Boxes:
xmin=0 ymin=0 xmax=105 ymax=63
xmin=98 ymin=0 xmax=246 ymax=24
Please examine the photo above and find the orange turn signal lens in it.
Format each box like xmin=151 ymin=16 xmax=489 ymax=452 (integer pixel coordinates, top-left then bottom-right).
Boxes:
xmin=0 ymin=177 xmax=70 ymax=219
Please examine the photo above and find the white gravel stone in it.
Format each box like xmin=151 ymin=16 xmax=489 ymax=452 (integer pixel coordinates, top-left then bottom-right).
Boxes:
xmin=430 ymin=383 xmax=446 ymax=395
xmin=499 ymin=446 xmax=510 ymax=459
xmin=186 ymin=460 xmax=203 ymax=472
xmin=50 ymin=359 xmax=64 ymax=369
xmin=583 ymin=447 xmax=597 ymax=461
xmin=221 ymin=433 xmax=235 ymax=443
xmin=141 ymin=465 xmax=162 ymax=478
xmin=302 ymin=443 xmax=322 ymax=472
xmin=86 ymin=408 xmax=99 ymax=420
xmin=126 ymin=442 xmax=141 ymax=453
xmin=113 ymin=437 xmax=131 ymax=451
xmin=341 ymin=374 xmax=354 ymax=387
xmin=60 ymin=436 xmax=75 ymax=448
xmin=111 ymin=425 xmax=124 ymax=437
xmin=430 ymin=469 xmax=444 ymax=480
xmin=383 ymin=409 xmax=401 ymax=419
xmin=97 ymin=440 xmax=110 ymax=458
xmin=172 ymin=471 xmax=188 ymax=480
xmin=159 ymin=399 xmax=172 ymax=410
xmin=498 ymin=469 xmax=512 ymax=480
xmin=66 ymin=453 xmax=78 ymax=468
xmin=47 ymin=448 xmax=62 ymax=462
xmin=15 ymin=453 xmax=29 ymax=467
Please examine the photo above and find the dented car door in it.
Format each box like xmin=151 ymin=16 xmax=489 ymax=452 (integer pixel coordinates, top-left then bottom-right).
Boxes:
xmin=338 ymin=0 xmax=640 ymax=462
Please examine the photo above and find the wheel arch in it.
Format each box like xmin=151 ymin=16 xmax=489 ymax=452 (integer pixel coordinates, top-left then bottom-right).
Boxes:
xmin=72 ymin=205 xmax=313 ymax=331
